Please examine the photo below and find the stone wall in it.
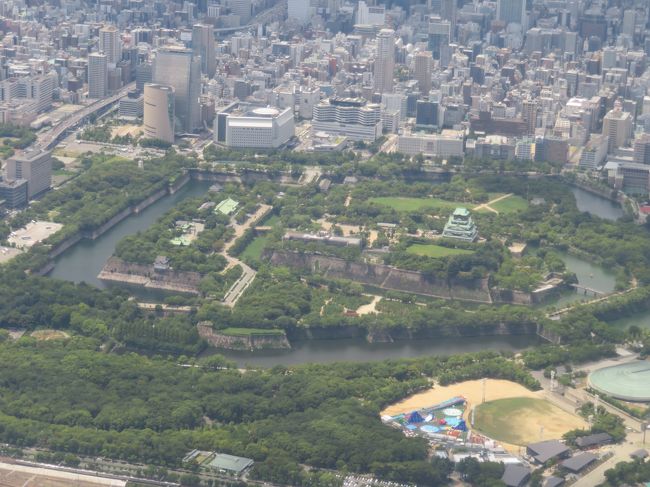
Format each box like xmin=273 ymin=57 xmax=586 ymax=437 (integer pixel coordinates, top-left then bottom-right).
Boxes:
xmin=197 ymin=322 xmax=291 ymax=350
xmin=267 ymin=250 xmax=492 ymax=303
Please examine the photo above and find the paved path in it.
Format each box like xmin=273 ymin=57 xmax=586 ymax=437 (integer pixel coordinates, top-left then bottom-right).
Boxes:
xmin=472 ymin=193 xmax=513 ymax=214
xmin=220 ymin=204 xmax=272 ymax=306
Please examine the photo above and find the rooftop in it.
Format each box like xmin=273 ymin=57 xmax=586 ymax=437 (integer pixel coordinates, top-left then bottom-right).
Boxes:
xmin=561 ymin=452 xmax=597 ymax=473
xmin=206 ymin=453 xmax=254 ymax=474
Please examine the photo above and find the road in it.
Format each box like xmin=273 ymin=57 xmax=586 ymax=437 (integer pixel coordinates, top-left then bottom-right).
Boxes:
xmin=37 ymin=82 xmax=136 ymax=150
xmin=533 ymin=357 xmax=649 ymax=486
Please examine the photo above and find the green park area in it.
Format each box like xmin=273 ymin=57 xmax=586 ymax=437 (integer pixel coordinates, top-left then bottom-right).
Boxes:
xmin=240 ymin=234 xmax=271 ymax=261
xmin=406 ymin=244 xmax=474 ymax=258
xmin=490 ymin=195 xmax=529 ymax=213
xmin=369 ymin=196 xmax=470 ymax=212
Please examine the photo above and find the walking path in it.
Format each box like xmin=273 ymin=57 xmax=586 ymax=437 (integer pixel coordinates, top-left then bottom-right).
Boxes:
xmin=220 ymin=204 xmax=272 ymax=306
xmin=472 ymin=193 xmax=513 ymax=214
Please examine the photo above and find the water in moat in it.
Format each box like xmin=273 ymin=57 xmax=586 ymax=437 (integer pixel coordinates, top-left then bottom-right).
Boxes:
xmin=48 ymin=180 xmax=212 ymax=286
xmin=44 ymin=180 xmax=637 ymax=364
xmin=571 ymin=186 xmax=624 ymax=221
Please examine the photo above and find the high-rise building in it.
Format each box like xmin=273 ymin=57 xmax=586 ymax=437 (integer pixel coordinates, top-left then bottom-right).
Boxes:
xmin=633 ymin=134 xmax=650 ymax=165
xmin=192 ymin=24 xmax=216 ymax=78
xmin=373 ymin=29 xmax=395 ymax=94
xmin=414 ymin=51 xmax=432 ymax=95
xmin=603 ymin=104 xmax=632 ymax=153
xmin=428 ymin=18 xmax=451 ymax=61
xmin=153 ymin=46 xmax=201 ymax=133
xmin=497 ymin=0 xmax=526 ymax=26
xmin=357 ymin=0 xmax=386 ymax=26
xmin=5 ymin=149 xmax=52 ymax=199
xmin=144 ymin=84 xmax=175 ymax=144
xmin=136 ymin=62 xmax=152 ymax=92
xmin=438 ymin=0 xmax=456 ymax=39
xmin=522 ymin=99 xmax=538 ymax=135
xmin=88 ymin=53 xmax=108 ymax=99
xmin=229 ymin=0 xmax=251 ymax=24
xmin=288 ymin=0 xmax=311 ymax=24
xmin=99 ymin=25 xmax=121 ymax=66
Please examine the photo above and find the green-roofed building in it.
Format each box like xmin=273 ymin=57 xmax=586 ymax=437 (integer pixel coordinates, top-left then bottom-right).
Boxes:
xmin=442 ymin=207 xmax=478 ymax=242
xmin=205 ymin=453 xmax=254 ymax=476
xmin=214 ymin=198 xmax=239 ymax=216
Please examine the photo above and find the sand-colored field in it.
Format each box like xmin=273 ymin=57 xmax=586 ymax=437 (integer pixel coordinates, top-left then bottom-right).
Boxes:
xmin=0 ymin=461 xmax=125 ymax=486
xmin=381 ymin=379 xmax=538 ymax=416
xmin=382 ymin=379 xmax=587 ymax=452
xmin=474 ymin=397 xmax=587 ymax=446
xmin=31 ymin=330 xmax=70 ymax=341
xmin=111 ymin=124 xmax=142 ymax=138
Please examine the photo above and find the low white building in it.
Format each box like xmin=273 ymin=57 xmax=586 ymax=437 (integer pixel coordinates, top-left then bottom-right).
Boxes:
xmin=397 ymin=130 xmax=464 ymax=157
xmin=225 ymin=106 xmax=295 ymax=149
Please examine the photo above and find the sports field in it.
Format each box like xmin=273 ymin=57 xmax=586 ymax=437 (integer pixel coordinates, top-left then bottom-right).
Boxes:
xmin=406 ymin=244 xmax=474 ymax=258
xmin=382 ymin=379 xmax=538 ymax=416
xmin=473 ymin=397 xmax=586 ymax=446
xmin=369 ymin=197 xmax=470 ymax=212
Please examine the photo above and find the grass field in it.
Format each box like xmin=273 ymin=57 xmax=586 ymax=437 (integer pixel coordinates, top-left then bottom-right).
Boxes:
xmin=490 ymin=195 xmax=529 ymax=213
xmin=220 ymin=327 xmax=285 ymax=336
xmin=369 ymin=197 xmax=471 ymax=212
xmin=473 ymin=397 xmax=586 ymax=446
xmin=240 ymin=234 xmax=271 ymax=260
xmin=406 ymin=244 xmax=474 ymax=258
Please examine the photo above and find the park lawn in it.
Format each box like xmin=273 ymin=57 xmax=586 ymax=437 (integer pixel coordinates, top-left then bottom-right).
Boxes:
xmin=490 ymin=195 xmax=529 ymax=214
xmin=220 ymin=327 xmax=285 ymax=336
xmin=369 ymin=196 xmax=473 ymax=212
xmin=407 ymin=244 xmax=474 ymax=258
xmin=240 ymin=234 xmax=271 ymax=261
xmin=473 ymin=397 xmax=586 ymax=446
xmin=262 ymin=214 xmax=281 ymax=227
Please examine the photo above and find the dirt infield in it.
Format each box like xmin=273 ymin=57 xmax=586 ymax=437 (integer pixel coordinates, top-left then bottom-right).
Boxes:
xmin=0 ymin=461 xmax=125 ymax=486
xmin=474 ymin=397 xmax=587 ymax=446
xmin=381 ymin=379 xmax=539 ymax=416
xmin=31 ymin=330 xmax=70 ymax=341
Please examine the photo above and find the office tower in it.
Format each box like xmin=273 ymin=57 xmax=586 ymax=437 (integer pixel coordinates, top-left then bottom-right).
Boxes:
xmin=603 ymin=104 xmax=632 ymax=153
xmin=229 ymin=0 xmax=251 ymax=24
xmin=99 ymin=25 xmax=121 ymax=66
xmin=522 ymin=99 xmax=538 ymax=135
xmin=497 ymin=0 xmax=526 ymax=26
xmin=622 ymin=10 xmax=636 ymax=38
xmin=633 ymin=134 xmax=650 ymax=164
xmin=357 ymin=0 xmax=386 ymax=26
xmin=5 ymin=149 xmax=52 ymax=199
xmin=414 ymin=51 xmax=432 ymax=95
xmin=288 ymin=0 xmax=311 ymax=24
xmin=144 ymin=84 xmax=175 ymax=143
xmin=428 ymin=18 xmax=451 ymax=61
xmin=136 ymin=62 xmax=152 ymax=92
xmin=192 ymin=24 xmax=216 ymax=78
xmin=415 ymin=98 xmax=439 ymax=129
xmin=88 ymin=52 xmax=108 ymax=99
xmin=373 ymin=29 xmax=395 ymax=94
xmin=153 ymin=46 xmax=201 ymax=133
xmin=439 ymin=0 xmax=456 ymax=39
